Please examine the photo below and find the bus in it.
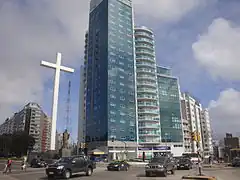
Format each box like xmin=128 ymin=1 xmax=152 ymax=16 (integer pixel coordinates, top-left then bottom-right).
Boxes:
xmin=182 ymin=152 xmax=200 ymax=163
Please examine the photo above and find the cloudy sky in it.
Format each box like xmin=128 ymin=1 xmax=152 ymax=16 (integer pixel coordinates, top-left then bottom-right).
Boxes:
xmin=0 ymin=0 xmax=240 ymax=140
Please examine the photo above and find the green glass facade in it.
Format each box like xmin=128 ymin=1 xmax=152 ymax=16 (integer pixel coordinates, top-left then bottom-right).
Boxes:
xmin=157 ymin=66 xmax=183 ymax=143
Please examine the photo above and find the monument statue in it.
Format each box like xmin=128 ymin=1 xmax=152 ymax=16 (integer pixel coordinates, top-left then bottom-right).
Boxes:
xmin=62 ymin=129 xmax=70 ymax=149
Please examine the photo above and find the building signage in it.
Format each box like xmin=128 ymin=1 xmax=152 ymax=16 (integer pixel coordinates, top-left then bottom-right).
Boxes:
xmin=138 ymin=146 xmax=171 ymax=151
xmin=153 ymin=146 xmax=171 ymax=150
xmin=138 ymin=147 xmax=152 ymax=151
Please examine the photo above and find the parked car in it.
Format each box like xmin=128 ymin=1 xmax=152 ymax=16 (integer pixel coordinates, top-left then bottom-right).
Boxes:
xmin=45 ymin=155 xmax=96 ymax=179
xmin=177 ymin=158 xmax=193 ymax=170
xmin=30 ymin=158 xmax=47 ymax=168
xmin=145 ymin=156 xmax=175 ymax=177
xmin=232 ymin=157 xmax=240 ymax=167
xmin=107 ymin=161 xmax=130 ymax=171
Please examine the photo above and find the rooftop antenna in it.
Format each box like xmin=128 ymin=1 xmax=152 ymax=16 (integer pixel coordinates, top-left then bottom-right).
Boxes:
xmin=65 ymin=80 xmax=72 ymax=134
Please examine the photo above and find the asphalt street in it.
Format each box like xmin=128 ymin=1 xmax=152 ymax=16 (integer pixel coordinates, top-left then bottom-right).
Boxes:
xmin=1 ymin=165 xmax=240 ymax=180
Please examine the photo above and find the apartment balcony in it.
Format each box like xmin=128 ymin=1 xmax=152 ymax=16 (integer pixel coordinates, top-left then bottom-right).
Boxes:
xmin=135 ymin=31 xmax=153 ymax=39
xmin=137 ymin=95 xmax=158 ymax=101
xmin=138 ymin=124 xmax=160 ymax=129
xmin=135 ymin=44 xmax=154 ymax=51
xmin=138 ymin=102 xmax=158 ymax=108
xmin=135 ymin=38 xmax=154 ymax=45
xmin=138 ymin=117 xmax=160 ymax=122
xmin=139 ymin=132 xmax=160 ymax=137
xmin=137 ymin=75 xmax=156 ymax=81
xmin=136 ymin=56 xmax=155 ymax=63
xmin=137 ymin=81 xmax=157 ymax=88
xmin=136 ymin=50 xmax=155 ymax=57
xmin=136 ymin=61 xmax=155 ymax=69
xmin=138 ymin=88 xmax=157 ymax=94
xmin=137 ymin=68 xmax=155 ymax=75
xmin=138 ymin=109 xmax=159 ymax=115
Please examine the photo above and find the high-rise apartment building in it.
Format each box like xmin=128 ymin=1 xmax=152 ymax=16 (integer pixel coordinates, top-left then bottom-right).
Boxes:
xmin=84 ymin=0 xmax=137 ymax=159
xmin=134 ymin=26 xmax=184 ymax=157
xmin=181 ymin=93 xmax=204 ymax=153
xmin=200 ymin=109 xmax=213 ymax=156
xmin=135 ymin=26 xmax=161 ymax=146
xmin=0 ymin=103 xmax=51 ymax=152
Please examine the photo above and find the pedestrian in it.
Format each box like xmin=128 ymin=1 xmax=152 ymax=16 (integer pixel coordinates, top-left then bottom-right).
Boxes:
xmin=21 ymin=157 xmax=27 ymax=172
xmin=4 ymin=158 xmax=12 ymax=174
xmin=209 ymin=155 xmax=212 ymax=165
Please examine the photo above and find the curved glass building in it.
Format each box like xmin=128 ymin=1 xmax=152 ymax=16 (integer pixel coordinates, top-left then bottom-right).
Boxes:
xmin=134 ymin=26 xmax=161 ymax=146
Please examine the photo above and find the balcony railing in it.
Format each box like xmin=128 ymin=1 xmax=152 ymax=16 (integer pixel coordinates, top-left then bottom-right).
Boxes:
xmin=136 ymin=56 xmax=155 ymax=62
xmin=138 ymin=102 xmax=158 ymax=107
xmin=137 ymin=69 xmax=155 ymax=74
xmin=137 ymin=75 xmax=156 ymax=81
xmin=135 ymin=38 xmax=154 ymax=45
xmin=138 ymin=109 xmax=159 ymax=114
xmin=137 ymin=88 xmax=157 ymax=94
xmin=137 ymin=95 xmax=158 ymax=100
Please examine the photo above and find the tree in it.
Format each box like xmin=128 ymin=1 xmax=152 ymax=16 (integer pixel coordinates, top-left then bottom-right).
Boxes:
xmin=10 ymin=131 xmax=35 ymax=157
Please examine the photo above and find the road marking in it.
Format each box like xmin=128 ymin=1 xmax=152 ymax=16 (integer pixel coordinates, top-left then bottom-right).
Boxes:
xmin=10 ymin=171 xmax=45 ymax=176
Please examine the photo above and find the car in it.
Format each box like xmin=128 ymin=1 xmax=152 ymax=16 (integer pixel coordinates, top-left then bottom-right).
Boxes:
xmin=107 ymin=161 xmax=130 ymax=171
xmin=45 ymin=155 xmax=96 ymax=179
xmin=30 ymin=158 xmax=47 ymax=168
xmin=232 ymin=157 xmax=240 ymax=167
xmin=177 ymin=158 xmax=193 ymax=170
xmin=145 ymin=156 xmax=175 ymax=177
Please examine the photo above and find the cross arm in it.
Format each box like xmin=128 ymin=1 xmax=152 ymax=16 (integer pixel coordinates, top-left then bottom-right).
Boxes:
xmin=60 ymin=66 xmax=74 ymax=73
xmin=40 ymin=60 xmax=57 ymax=69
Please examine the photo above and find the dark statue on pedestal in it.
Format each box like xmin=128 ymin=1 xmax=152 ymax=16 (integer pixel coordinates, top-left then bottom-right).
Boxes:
xmin=62 ymin=129 xmax=70 ymax=149
xmin=59 ymin=129 xmax=71 ymax=157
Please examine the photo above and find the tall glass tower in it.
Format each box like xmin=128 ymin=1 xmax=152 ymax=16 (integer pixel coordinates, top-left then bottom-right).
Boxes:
xmin=85 ymin=0 xmax=137 ymax=159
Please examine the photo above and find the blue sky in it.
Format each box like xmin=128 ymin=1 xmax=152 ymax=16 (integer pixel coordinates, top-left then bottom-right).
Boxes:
xmin=0 ymin=0 xmax=240 ymax=141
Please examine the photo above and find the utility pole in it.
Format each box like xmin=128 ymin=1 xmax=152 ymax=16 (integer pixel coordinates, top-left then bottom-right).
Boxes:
xmin=191 ymin=131 xmax=202 ymax=175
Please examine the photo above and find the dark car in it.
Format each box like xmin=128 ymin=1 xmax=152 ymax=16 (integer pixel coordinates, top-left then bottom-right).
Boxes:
xmin=30 ymin=158 xmax=47 ymax=168
xmin=232 ymin=157 xmax=240 ymax=167
xmin=145 ymin=156 xmax=175 ymax=177
xmin=45 ymin=155 xmax=96 ymax=179
xmin=177 ymin=158 xmax=193 ymax=170
xmin=107 ymin=161 xmax=130 ymax=171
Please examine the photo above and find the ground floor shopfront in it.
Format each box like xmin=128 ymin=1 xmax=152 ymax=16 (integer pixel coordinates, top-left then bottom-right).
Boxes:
xmin=137 ymin=143 xmax=184 ymax=159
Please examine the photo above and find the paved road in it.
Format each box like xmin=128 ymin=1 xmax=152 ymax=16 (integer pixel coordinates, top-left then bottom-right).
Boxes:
xmin=1 ymin=166 xmax=240 ymax=180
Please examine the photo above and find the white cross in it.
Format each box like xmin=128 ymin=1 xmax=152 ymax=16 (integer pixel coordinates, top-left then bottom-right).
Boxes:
xmin=41 ymin=52 xmax=74 ymax=150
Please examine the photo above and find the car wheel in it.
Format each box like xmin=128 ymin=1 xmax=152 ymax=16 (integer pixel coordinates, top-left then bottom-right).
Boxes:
xmin=145 ymin=172 xmax=150 ymax=177
xmin=63 ymin=169 xmax=71 ymax=179
xmin=86 ymin=167 xmax=93 ymax=176
xmin=47 ymin=174 xmax=54 ymax=179
xmin=162 ymin=170 xmax=167 ymax=177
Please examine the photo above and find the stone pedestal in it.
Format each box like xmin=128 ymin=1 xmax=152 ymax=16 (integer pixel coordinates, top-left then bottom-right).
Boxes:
xmin=60 ymin=148 xmax=71 ymax=157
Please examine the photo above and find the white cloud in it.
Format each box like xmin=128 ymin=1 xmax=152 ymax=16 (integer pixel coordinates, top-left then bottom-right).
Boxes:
xmin=0 ymin=0 xmax=89 ymax=122
xmin=133 ymin=0 xmax=207 ymax=22
xmin=0 ymin=0 xmax=207 ymax=123
xmin=208 ymin=88 xmax=240 ymax=136
xmin=192 ymin=18 xmax=240 ymax=81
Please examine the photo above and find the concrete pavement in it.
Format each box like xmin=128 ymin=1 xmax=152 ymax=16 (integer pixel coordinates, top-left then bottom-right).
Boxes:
xmin=1 ymin=165 xmax=240 ymax=180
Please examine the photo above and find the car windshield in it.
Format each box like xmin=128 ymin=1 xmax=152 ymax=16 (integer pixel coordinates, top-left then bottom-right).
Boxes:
xmin=57 ymin=157 xmax=72 ymax=163
xmin=150 ymin=157 xmax=165 ymax=163
xmin=179 ymin=158 xmax=189 ymax=163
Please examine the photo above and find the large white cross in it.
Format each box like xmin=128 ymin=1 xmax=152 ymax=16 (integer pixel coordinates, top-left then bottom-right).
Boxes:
xmin=41 ymin=52 xmax=74 ymax=150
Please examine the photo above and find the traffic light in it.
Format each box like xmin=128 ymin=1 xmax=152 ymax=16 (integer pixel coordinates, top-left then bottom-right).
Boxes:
xmin=191 ymin=132 xmax=197 ymax=141
xmin=196 ymin=132 xmax=201 ymax=142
